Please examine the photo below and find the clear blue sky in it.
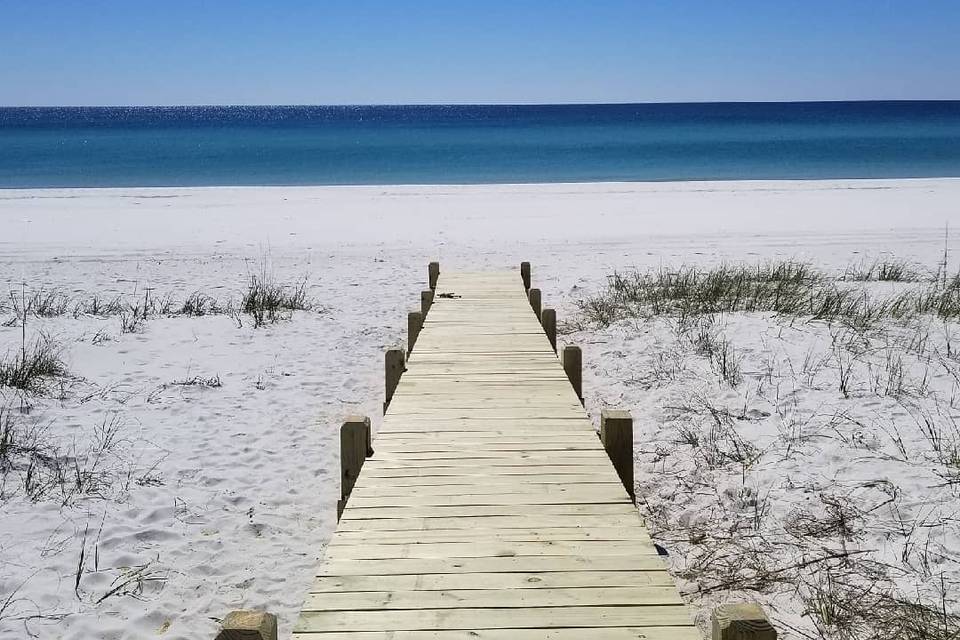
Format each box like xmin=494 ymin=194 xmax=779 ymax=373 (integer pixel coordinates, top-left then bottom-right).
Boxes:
xmin=2 ymin=0 xmax=958 ymax=106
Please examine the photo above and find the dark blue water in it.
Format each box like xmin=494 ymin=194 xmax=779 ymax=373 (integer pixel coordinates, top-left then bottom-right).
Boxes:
xmin=1 ymin=102 xmax=959 ymax=187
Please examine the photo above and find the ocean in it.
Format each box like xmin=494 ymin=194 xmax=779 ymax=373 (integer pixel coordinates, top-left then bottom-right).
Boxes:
xmin=1 ymin=102 xmax=959 ymax=187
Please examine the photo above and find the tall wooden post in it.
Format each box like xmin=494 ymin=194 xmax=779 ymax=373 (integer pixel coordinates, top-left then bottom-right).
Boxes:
xmin=601 ymin=409 xmax=634 ymax=501
xmin=428 ymin=262 xmax=440 ymax=289
xmin=541 ymin=308 xmax=557 ymax=352
xmin=384 ymin=348 xmax=405 ymax=413
xmin=562 ymin=344 xmax=583 ymax=405
xmin=528 ymin=288 xmax=542 ymax=320
xmin=711 ymin=602 xmax=777 ymax=640
xmin=421 ymin=289 xmax=434 ymax=317
xmin=216 ymin=610 xmax=278 ymax=640
xmin=337 ymin=415 xmax=372 ymax=520
xmin=408 ymin=311 xmax=423 ymax=354
xmin=520 ymin=262 xmax=531 ymax=291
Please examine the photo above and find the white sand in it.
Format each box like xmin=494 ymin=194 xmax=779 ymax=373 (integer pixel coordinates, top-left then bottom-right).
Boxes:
xmin=1 ymin=178 xmax=958 ymax=639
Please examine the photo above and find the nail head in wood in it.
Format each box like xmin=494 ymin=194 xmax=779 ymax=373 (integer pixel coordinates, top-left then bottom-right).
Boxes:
xmin=408 ymin=310 xmax=423 ymax=354
xmin=528 ymin=288 xmax=542 ymax=320
xmin=421 ymin=289 xmax=434 ymax=316
xmin=384 ymin=348 xmax=405 ymax=413
xmin=338 ymin=415 xmax=371 ymax=520
xmin=520 ymin=261 xmax=531 ymax=290
xmin=711 ymin=602 xmax=777 ymax=640
xmin=216 ymin=610 xmax=278 ymax=640
xmin=600 ymin=409 xmax=634 ymax=500
xmin=428 ymin=261 xmax=440 ymax=289
xmin=561 ymin=344 xmax=583 ymax=405
xmin=541 ymin=308 xmax=557 ymax=352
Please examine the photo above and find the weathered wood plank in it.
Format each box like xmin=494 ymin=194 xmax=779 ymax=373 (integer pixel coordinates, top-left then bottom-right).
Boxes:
xmin=323 ymin=540 xmax=658 ymax=560
xmin=293 ymin=629 xmax=702 ymax=640
xmin=295 ymin=605 xmax=694 ymax=632
xmin=308 ymin=570 xmax=676 ymax=592
xmin=318 ymin=554 xmax=668 ymax=576
xmin=334 ymin=514 xmax=644 ymax=531
xmin=301 ymin=585 xmax=683 ymax=611
xmin=328 ymin=526 xmax=653 ymax=545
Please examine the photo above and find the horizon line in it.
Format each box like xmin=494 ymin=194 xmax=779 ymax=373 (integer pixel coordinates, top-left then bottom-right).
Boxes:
xmin=3 ymin=98 xmax=960 ymax=109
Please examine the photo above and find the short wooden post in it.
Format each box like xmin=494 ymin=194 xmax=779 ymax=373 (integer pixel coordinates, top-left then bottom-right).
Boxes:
xmin=216 ymin=610 xmax=278 ymax=640
xmin=528 ymin=288 xmax=542 ymax=320
xmin=520 ymin=262 xmax=531 ymax=291
xmin=408 ymin=310 xmax=423 ymax=354
xmin=421 ymin=289 xmax=434 ymax=316
xmin=561 ymin=344 xmax=583 ymax=405
xmin=541 ymin=308 xmax=557 ymax=352
xmin=428 ymin=261 xmax=440 ymax=289
xmin=601 ymin=409 xmax=634 ymax=501
xmin=384 ymin=348 xmax=405 ymax=413
xmin=337 ymin=415 xmax=372 ymax=520
xmin=711 ymin=602 xmax=777 ymax=639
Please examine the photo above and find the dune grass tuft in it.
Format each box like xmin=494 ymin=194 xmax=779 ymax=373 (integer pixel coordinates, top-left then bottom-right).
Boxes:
xmin=576 ymin=261 xmax=960 ymax=330
xmin=241 ymin=272 xmax=312 ymax=328
xmin=0 ymin=337 xmax=68 ymax=393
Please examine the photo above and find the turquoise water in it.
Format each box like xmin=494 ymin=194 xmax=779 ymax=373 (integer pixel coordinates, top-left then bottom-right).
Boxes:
xmin=1 ymin=102 xmax=959 ymax=187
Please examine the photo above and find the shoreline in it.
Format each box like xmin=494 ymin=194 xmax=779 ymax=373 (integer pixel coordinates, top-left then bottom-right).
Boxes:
xmin=2 ymin=178 xmax=958 ymax=258
xmin=3 ymin=175 xmax=960 ymax=192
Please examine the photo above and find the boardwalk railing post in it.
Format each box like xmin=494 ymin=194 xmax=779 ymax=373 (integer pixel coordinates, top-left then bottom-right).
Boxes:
xmin=528 ymin=287 xmax=542 ymax=320
xmin=216 ymin=610 xmax=278 ymax=640
xmin=428 ymin=261 xmax=440 ymax=290
xmin=384 ymin=348 xmax=405 ymax=413
xmin=337 ymin=415 xmax=372 ymax=520
xmin=421 ymin=289 xmax=434 ymax=317
xmin=520 ymin=261 xmax=531 ymax=290
xmin=561 ymin=344 xmax=583 ymax=405
xmin=711 ymin=602 xmax=777 ymax=640
xmin=408 ymin=310 xmax=423 ymax=354
xmin=541 ymin=308 xmax=557 ymax=352
xmin=600 ymin=409 xmax=634 ymax=501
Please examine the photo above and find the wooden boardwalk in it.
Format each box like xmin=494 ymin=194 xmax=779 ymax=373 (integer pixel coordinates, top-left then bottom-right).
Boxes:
xmin=293 ymin=270 xmax=699 ymax=639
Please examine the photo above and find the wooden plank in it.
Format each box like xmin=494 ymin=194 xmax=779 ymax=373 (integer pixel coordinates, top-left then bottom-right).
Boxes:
xmin=339 ymin=503 xmax=637 ymax=520
xmin=351 ymin=474 xmax=625 ymax=488
xmin=323 ymin=540 xmax=658 ymax=560
xmin=319 ymin=554 xmax=668 ymax=576
xmin=309 ymin=570 xmax=676 ymax=592
xmin=295 ymin=605 xmax=694 ymax=632
xmin=301 ymin=585 xmax=683 ymax=610
xmin=360 ymin=465 xmax=626 ymax=478
xmin=346 ymin=491 xmax=632 ymax=509
xmin=367 ymin=449 xmax=610 ymax=461
xmin=334 ymin=514 xmax=644 ymax=531
xmin=329 ymin=527 xmax=653 ymax=545
xmin=293 ymin=629 xmax=702 ymax=640
xmin=347 ymin=481 xmax=627 ymax=498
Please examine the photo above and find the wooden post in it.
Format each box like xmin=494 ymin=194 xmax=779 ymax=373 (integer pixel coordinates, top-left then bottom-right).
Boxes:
xmin=711 ymin=602 xmax=777 ymax=640
xmin=520 ymin=261 xmax=531 ymax=291
xmin=528 ymin=288 xmax=542 ymax=320
xmin=601 ymin=409 xmax=634 ymax=501
xmin=384 ymin=348 xmax=405 ymax=413
xmin=561 ymin=344 xmax=583 ymax=405
xmin=408 ymin=310 xmax=423 ymax=354
xmin=216 ymin=610 xmax=278 ymax=640
xmin=421 ymin=289 xmax=434 ymax=317
xmin=541 ymin=308 xmax=557 ymax=352
xmin=428 ymin=261 xmax=440 ymax=289
xmin=337 ymin=415 xmax=372 ymax=520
